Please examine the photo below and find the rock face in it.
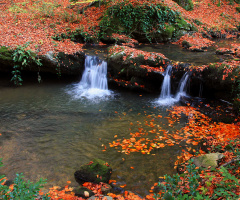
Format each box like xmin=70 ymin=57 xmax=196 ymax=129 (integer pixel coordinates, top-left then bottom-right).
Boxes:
xmin=193 ymin=153 xmax=224 ymax=168
xmin=74 ymin=159 xmax=112 ymax=184
xmin=107 ymin=45 xmax=171 ymax=92
xmin=0 ymin=46 xmax=85 ymax=76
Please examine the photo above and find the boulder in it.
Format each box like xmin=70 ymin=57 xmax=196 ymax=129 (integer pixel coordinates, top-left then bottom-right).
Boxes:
xmin=192 ymin=153 xmax=224 ymax=168
xmin=74 ymin=159 xmax=112 ymax=184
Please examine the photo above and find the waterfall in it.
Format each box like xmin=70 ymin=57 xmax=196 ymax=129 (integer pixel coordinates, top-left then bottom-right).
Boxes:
xmin=175 ymin=72 xmax=190 ymax=100
xmin=155 ymin=65 xmax=177 ymax=105
xmin=160 ymin=65 xmax=172 ymax=99
xmin=155 ymin=67 xmax=190 ymax=106
xmin=68 ymin=55 xmax=111 ymax=99
xmin=80 ymin=56 xmax=108 ymax=90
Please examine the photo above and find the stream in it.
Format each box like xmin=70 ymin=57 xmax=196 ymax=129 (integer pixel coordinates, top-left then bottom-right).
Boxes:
xmin=0 ymin=40 xmax=238 ymax=196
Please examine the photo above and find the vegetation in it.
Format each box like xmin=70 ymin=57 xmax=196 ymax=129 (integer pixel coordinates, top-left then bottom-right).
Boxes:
xmin=0 ymin=159 xmax=49 ymax=200
xmin=0 ymin=0 xmax=240 ymax=199
xmin=11 ymin=42 xmax=42 ymax=85
xmin=100 ymin=2 xmax=194 ymax=42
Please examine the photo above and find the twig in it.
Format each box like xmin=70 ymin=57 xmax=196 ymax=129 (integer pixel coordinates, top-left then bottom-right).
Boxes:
xmin=220 ymin=157 xmax=240 ymax=167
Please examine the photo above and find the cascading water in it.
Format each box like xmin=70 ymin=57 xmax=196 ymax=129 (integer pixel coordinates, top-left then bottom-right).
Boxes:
xmin=80 ymin=56 xmax=108 ymax=90
xmin=175 ymin=72 xmax=190 ymax=100
xmin=155 ymin=67 xmax=190 ymax=105
xmin=68 ymin=55 xmax=111 ymax=99
xmin=155 ymin=65 xmax=177 ymax=105
xmin=160 ymin=65 xmax=172 ymax=99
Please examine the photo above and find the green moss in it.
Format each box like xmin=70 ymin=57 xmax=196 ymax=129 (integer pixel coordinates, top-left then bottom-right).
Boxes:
xmin=236 ymin=7 xmax=240 ymax=13
xmin=81 ymin=159 xmax=112 ymax=183
xmin=100 ymin=2 xmax=191 ymax=42
xmin=193 ymin=19 xmax=203 ymax=26
xmin=162 ymin=25 xmax=175 ymax=39
xmin=173 ymin=0 xmax=194 ymax=11
xmin=0 ymin=46 xmax=12 ymax=61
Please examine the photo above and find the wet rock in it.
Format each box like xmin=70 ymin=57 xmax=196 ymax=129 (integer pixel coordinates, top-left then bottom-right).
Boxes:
xmin=101 ymin=183 xmax=112 ymax=195
xmin=88 ymin=195 xmax=113 ymax=200
xmin=73 ymin=187 xmax=95 ymax=198
xmin=216 ymin=48 xmax=235 ymax=55
xmin=74 ymin=159 xmax=112 ymax=184
xmin=192 ymin=153 xmax=224 ymax=168
xmin=107 ymin=45 xmax=170 ymax=92
xmin=0 ymin=46 xmax=85 ymax=76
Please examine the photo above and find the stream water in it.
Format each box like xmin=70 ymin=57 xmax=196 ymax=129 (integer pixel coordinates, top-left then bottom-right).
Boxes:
xmin=0 ymin=78 xmax=183 ymax=196
xmin=0 ymin=40 xmax=238 ymax=196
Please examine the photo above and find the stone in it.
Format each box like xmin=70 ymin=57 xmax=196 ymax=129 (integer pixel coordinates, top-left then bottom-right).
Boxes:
xmin=74 ymin=159 xmax=112 ymax=184
xmin=88 ymin=195 xmax=113 ymax=200
xmin=101 ymin=183 xmax=112 ymax=195
xmin=193 ymin=153 xmax=224 ymax=168
xmin=73 ymin=187 xmax=95 ymax=198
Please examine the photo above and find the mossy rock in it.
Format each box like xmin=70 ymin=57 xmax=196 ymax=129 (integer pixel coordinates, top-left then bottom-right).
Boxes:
xmin=0 ymin=46 xmax=12 ymax=61
xmin=193 ymin=153 xmax=224 ymax=168
xmin=236 ymin=7 xmax=240 ymax=13
xmin=74 ymin=159 xmax=112 ymax=184
xmin=173 ymin=0 xmax=194 ymax=11
xmin=100 ymin=2 xmax=193 ymax=43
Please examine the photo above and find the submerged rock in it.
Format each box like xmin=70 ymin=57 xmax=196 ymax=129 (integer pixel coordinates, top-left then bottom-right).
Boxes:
xmin=74 ymin=159 xmax=112 ymax=184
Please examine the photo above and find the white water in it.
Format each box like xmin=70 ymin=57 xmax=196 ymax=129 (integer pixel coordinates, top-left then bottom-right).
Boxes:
xmin=175 ymin=72 xmax=189 ymax=100
xmin=155 ymin=65 xmax=177 ymax=105
xmin=68 ymin=56 xmax=111 ymax=100
xmin=155 ymin=67 xmax=190 ymax=106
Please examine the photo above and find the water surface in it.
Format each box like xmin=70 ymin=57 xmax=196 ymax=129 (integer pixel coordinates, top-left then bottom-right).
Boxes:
xmin=0 ymin=79 xmax=183 ymax=196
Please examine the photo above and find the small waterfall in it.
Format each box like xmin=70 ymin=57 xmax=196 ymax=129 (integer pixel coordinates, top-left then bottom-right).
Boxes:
xmin=160 ymin=65 xmax=172 ymax=99
xmin=175 ymin=72 xmax=190 ymax=100
xmin=155 ymin=65 xmax=177 ymax=105
xmin=155 ymin=67 xmax=190 ymax=106
xmin=80 ymin=56 xmax=108 ymax=90
xmin=68 ymin=55 xmax=111 ymax=99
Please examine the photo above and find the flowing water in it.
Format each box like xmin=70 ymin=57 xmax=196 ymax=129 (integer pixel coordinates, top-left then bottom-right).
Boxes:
xmin=155 ymin=66 xmax=190 ymax=105
xmin=0 ymin=40 xmax=237 ymax=196
xmin=69 ymin=55 xmax=111 ymax=99
xmin=0 ymin=78 xmax=184 ymax=196
xmin=175 ymin=72 xmax=190 ymax=100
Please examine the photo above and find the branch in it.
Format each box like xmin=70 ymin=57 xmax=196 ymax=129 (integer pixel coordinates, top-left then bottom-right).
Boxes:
xmin=220 ymin=157 xmax=240 ymax=167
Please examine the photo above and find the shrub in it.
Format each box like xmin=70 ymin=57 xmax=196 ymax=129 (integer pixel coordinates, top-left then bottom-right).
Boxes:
xmin=0 ymin=159 xmax=50 ymax=200
xmin=99 ymin=2 xmax=194 ymax=42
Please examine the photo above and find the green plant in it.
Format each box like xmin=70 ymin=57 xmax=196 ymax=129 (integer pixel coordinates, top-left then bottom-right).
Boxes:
xmin=52 ymin=26 xmax=97 ymax=43
xmin=155 ymin=160 xmax=206 ymax=199
xmin=99 ymin=2 xmax=193 ymax=42
xmin=11 ymin=42 xmax=42 ymax=86
xmin=0 ymin=159 xmax=50 ymax=200
xmin=211 ymin=166 xmax=240 ymax=199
